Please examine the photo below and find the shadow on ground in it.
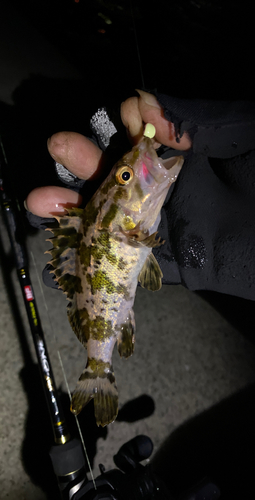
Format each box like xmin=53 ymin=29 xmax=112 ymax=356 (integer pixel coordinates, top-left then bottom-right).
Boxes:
xmin=152 ymin=383 xmax=255 ymax=500
xmin=198 ymin=291 xmax=255 ymax=345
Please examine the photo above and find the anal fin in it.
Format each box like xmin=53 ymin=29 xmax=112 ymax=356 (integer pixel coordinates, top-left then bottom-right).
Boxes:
xmin=117 ymin=311 xmax=135 ymax=358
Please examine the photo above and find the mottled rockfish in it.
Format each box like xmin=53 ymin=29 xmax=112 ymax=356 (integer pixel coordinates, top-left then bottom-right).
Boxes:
xmin=46 ymin=125 xmax=184 ymax=426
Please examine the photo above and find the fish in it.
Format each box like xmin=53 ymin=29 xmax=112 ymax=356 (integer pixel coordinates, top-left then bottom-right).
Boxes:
xmin=46 ymin=125 xmax=184 ymax=426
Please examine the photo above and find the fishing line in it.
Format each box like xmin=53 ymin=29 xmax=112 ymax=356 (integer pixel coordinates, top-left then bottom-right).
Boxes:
xmin=30 ymin=250 xmax=97 ymax=489
xmin=129 ymin=0 xmax=145 ymax=89
xmin=0 ymin=136 xmax=8 ymax=164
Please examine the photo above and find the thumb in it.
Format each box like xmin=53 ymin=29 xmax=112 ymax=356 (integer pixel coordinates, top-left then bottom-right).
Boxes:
xmin=137 ymin=89 xmax=192 ymax=151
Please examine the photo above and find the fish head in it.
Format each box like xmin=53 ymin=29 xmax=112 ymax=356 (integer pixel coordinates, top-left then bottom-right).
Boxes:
xmin=97 ymin=136 xmax=184 ymax=234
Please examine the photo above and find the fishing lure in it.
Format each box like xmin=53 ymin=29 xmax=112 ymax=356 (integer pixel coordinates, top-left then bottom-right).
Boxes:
xmin=46 ymin=124 xmax=183 ymax=426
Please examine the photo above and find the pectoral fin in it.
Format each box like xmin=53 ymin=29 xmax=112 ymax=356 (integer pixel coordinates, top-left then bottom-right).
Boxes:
xmin=125 ymin=228 xmax=165 ymax=249
xmin=139 ymin=231 xmax=165 ymax=248
xmin=138 ymin=252 xmax=163 ymax=291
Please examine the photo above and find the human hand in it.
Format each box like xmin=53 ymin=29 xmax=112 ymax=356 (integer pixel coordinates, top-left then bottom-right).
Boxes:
xmin=25 ymin=90 xmax=192 ymax=218
xmin=120 ymin=89 xmax=192 ymax=150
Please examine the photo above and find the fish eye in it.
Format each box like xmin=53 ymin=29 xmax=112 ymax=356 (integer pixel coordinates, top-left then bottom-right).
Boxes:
xmin=116 ymin=165 xmax=133 ymax=185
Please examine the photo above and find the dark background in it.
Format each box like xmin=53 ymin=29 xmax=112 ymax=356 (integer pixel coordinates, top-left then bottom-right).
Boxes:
xmin=1 ymin=2 xmax=255 ymax=499
xmin=10 ymin=0 xmax=255 ymax=100
xmin=1 ymin=0 xmax=255 ymax=202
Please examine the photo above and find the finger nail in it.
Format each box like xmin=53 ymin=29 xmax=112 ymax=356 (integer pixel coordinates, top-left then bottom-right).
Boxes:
xmin=47 ymin=137 xmax=57 ymax=159
xmin=120 ymin=102 xmax=128 ymax=128
xmin=135 ymin=89 xmax=161 ymax=109
xmin=120 ymin=102 xmax=142 ymax=140
xmin=24 ymin=199 xmax=29 ymax=211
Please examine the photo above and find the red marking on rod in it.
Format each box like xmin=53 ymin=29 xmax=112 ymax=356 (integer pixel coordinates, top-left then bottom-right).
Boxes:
xmin=24 ymin=285 xmax=34 ymax=301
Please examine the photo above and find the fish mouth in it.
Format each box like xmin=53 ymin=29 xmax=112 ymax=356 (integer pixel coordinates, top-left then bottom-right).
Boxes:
xmin=162 ymin=155 xmax=183 ymax=170
xmin=140 ymin=152 xmax=184 ymax=187
xmin=162 ymin=155 xmax=184 ymax=182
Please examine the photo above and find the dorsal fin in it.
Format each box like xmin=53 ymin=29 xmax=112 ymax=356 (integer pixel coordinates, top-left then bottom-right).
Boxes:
xmin=45 ymin=207 xmax=84 ymax=299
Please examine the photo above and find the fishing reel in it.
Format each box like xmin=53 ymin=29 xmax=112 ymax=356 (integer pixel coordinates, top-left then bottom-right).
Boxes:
xmin=50 ymin=434 xmax=220 ymax=500
xmin=50 ymin=434 xmax=169 ymax=500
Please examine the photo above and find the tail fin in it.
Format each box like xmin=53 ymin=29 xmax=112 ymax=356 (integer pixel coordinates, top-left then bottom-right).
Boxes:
xmin=70 ymin=361 xmax=118 ymax=427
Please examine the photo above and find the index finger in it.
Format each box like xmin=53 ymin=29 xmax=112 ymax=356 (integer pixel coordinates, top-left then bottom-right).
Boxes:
xmin=48 ymin=131 xmax=104 ymax=180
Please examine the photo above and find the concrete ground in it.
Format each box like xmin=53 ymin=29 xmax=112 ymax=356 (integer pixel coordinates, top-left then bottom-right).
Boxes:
xmin=2 ymin=212 xmax=255 ymax=500
xmin=1 ymin=3 xmax=255 ymax=500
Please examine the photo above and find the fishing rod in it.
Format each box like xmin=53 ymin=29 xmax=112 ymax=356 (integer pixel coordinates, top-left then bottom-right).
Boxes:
xmin=0 ymin=134 xmax=88 ymax=498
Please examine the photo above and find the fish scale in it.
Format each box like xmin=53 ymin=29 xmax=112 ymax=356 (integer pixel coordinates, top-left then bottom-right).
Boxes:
xmin=46 ymin=129 xmax=184 ymax=426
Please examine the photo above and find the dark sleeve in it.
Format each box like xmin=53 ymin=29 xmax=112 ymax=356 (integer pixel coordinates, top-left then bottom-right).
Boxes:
xmin=155 ymin=92 xmax=255 ymax=158
xmin=152 ymin=93 xmax=255 ymax=301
